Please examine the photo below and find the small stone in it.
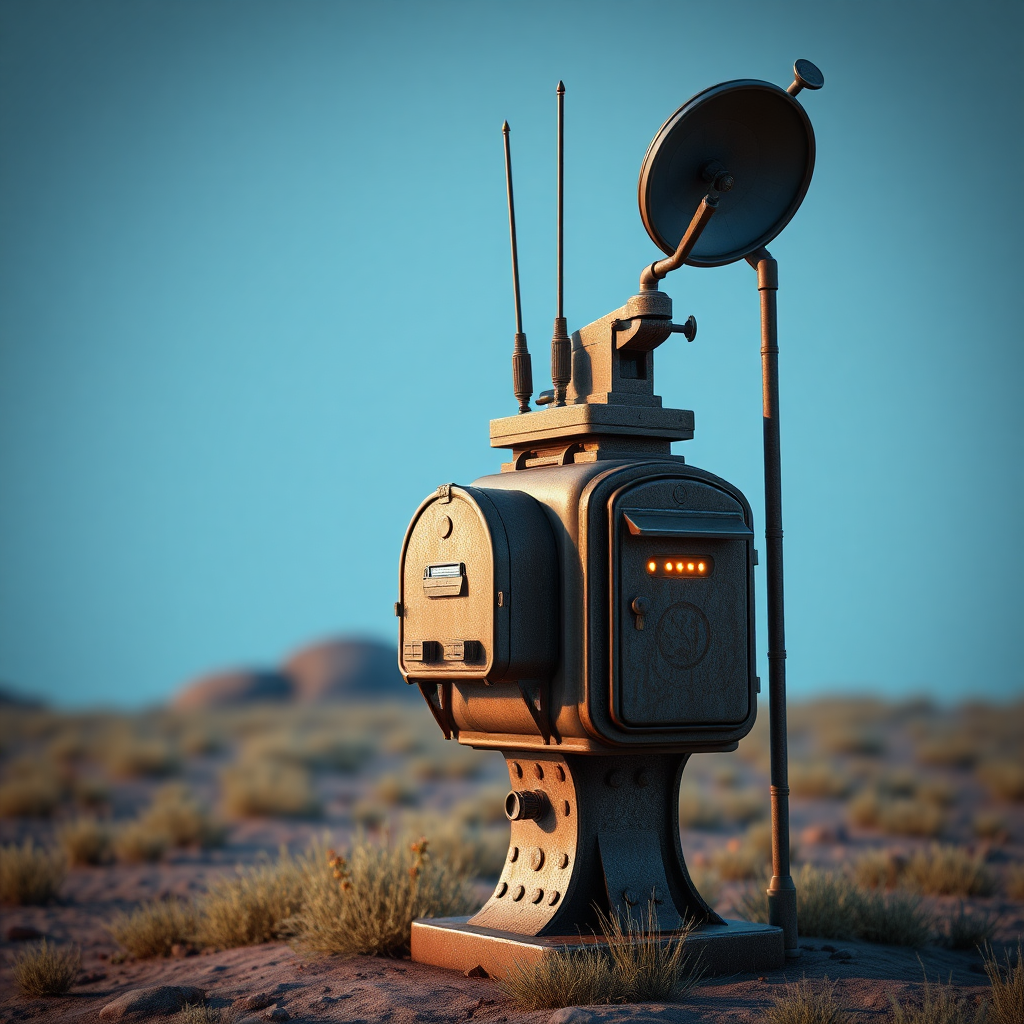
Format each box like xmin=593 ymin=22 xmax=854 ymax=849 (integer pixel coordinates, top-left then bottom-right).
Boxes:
xmin=465 ymin=965 xmax=489 ymax=978
xmin=6 ymin=925 xmax=44 ymax=941
xmin=263 ymin=1009 xmax=290 ymax=1022
xmin=549 ymin=1009 xmax=594 ymax=1024
xmin=829 ymin=949 xmax=853 ymax=961
xmin=170 ymin=944 xmax=190 ymax=958
xmin=240 ymin=993 xmax=274 ymax=1011
xmin=99 ymin=985 xmax=206 ymax=1020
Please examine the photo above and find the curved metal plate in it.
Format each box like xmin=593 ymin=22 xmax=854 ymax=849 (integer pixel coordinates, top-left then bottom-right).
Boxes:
xmin=638 ymin=80 xmax=815 ymax=267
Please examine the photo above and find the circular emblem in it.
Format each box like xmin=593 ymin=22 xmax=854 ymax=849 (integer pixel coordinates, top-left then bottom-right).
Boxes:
xmin=672 ymin=484 xmax=688 ymax=505
xmin=656 ymin=601 xmax=711 ymax=669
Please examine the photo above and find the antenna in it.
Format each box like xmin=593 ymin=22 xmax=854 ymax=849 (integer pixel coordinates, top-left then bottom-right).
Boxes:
xmin=550 ymin=81 xmax=571 ymax=407
xmin=503 ymin=120 xmax=533 ymax=414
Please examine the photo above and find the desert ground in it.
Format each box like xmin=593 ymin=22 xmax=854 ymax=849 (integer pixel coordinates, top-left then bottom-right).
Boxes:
xmin=1 ymin=686 xmax=1022 ymax=1023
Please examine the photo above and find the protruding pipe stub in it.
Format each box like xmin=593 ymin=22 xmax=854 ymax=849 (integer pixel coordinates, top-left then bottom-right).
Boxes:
xmin=505 ymin=789 xmax=549 ymax=821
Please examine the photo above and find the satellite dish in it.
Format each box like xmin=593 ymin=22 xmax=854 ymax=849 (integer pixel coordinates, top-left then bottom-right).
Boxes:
xmin=638 ymin=78 xmax=816 ymax=267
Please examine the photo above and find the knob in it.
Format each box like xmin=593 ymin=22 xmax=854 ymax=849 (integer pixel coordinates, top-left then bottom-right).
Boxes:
xmin=505 ymin=789 xmax=549 ymax=821
xmin=787 ymin=59 xmax=824 ymax=97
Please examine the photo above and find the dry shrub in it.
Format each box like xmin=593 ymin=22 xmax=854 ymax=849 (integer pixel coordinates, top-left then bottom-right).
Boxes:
xmin=678 ymin=789 xmax=723 ymax=830
xmin=789 ymin=762 xmax=854 ymax=800
xmin=57 ymin=816 xmax=113 ymax=866
xmin=107 ymin=898 xmax=197 ymax=958
xmin=740 ymin=866 xmax=930 ymax=946
xmin=713 ymin=842 xmax=764 ymax=881
xmin=113 ymin=820 xmax=168 ymax=864
xmin=351 ymin=799 xmax=386 ymax=830
xmin=175 ymin=1004 xmax=223 ymax=1024
xmin=104 ymin=737 xmax=180 ymax=779
xmin=820 ymin=727 xmax=886 ymax=757
xmin=984 ymin=939 xmax=1023 ymax=1024
xmin=848 ymin=792 xmax=945 ymax=838
xmin=290 ymin=835 xmax=477 ymax=956
xmin=720 ymin=788 xmax=767 ymax=825
xmin=422 ymin=821 xmax=508 ymax=879
xmin=138 ymin=784 xmax=226 ymax=848
xmin=973 ymin=812 xmax=1009 ymax=843
xmin=915 ymin=735 xmax=979 ymax=770
xmin=498 ymin=905 xmax=699 ymax=1009
xmin=409 ymin=751 xmax=487 ymax=782
xmin=381 ymin=729 xmax=425 ymax=755
xmin=179 ymin=728 xmax=224 ymax=757
xmin=73 ymin=777 xmax=111 ymax=809
xmin=194 ymin=852 xmax=305 ymax=949
xmin=853 ymin=849 xmax=906 ymax=890
xmin=938 ymin=903 xmax=996 ymax=950
xmin=373 ymin=775 xmax=418 ymax=808
xmin=904 ymin=844 xmax=995 ymax=897
xmin=978 ymin=761 xmax=1024 ymax=803
xmin=0 ymin=776 xmax=62 ymax=818
xmin=767 ymin=977 xmax=850 ymax=1024
xmin=11 ymin=940 xmax=81 ymax=997
xmin=1007 ymin=863 xmax=1024 ymax=900
xmin=239 ymin=731 xmax=373 ymax=774
xmin=453 ymin=785 xmax=510 ymax=827
xmin=876 ymin=769 xmax=919 ymax=799
xmin=0 ymin=839 xmax=66 ymax=905
xmin=221 ymin=761 xmax=321 ymax=818
xmin=888 ymin=970 xmax=984 ymax=1024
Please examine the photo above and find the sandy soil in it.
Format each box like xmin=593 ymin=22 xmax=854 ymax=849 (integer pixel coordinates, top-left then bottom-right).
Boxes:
xmin=1 ymin=698 xmax=1021 ymax=1022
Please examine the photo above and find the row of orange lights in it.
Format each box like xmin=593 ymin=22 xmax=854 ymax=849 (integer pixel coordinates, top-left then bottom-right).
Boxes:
xmin=648 ymin=560 xmax=707 ymax=573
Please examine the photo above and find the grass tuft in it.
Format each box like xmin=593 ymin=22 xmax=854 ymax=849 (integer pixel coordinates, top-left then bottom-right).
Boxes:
xmin=740 ymin=865 xmax=930 ymax=946
xmin=889 ymin=962 xmax=987 ymax=1024
xmin=789 ymin=763 xmax=854 ymax=800
xmin=57 ymin=816 xmax=113 ymax=866
xmin=0 ymin=777 xmax=62 ymax=818
xmin=938 ymin=904 xmax=996 ymax=951
xmin=10 ymin=940 xmax=81 ymax=997
xmin=107 ymin=898 xmax=197 ymax=958
xmin=498 ymin=904 xmax=699 ymax=1010
xmin=0 ymin=839 xmax=66 ymax=905
xmin=221 ymin=761 xmax=322 ymax=819
xmin=766 ymin=977 xmax=850 ymax=1024
xmin=904 ymin=844 xmax=995 ymax=897
xmin=175 ymin=1004 xmax=225 ymax=1024
xmin=112 ymin=820 xmax=168 ymax=864
xmin=104 ymin=737 xmax=180 ymax=779
xmin=983 ymin=939 xmax=1023 ymax=1024
xmin=137 ymin=784 xmax=226 ymax=849
xmin=977 ymin=761 xmax=1024 ymax=803
xmin=848 ymin=791 xmax=945 ymax=838
xmin=194 ymin=852 xmax=306 ymax=949
xmin=289 ymin=834 xmax=477 ymax=956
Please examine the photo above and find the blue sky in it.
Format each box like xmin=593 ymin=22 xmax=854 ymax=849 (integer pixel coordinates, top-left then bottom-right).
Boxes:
xmin=1 ymin=0 xmax=1021 ymax=708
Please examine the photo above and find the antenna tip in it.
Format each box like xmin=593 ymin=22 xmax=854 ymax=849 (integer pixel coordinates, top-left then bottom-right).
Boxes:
xmin=502 ymin=120 xmax=510 ymax=133
xmin=557 ymin=80 xmax=565 ymax=93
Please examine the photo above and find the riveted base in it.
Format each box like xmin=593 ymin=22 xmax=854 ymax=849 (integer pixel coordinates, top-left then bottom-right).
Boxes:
xmin=410 ymin=916 xmax=784 ymax=981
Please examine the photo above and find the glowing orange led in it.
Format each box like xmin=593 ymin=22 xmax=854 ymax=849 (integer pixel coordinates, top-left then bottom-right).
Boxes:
xmin=698 ymin=562 xmax=705 ymax=572
xmin=676 ymin=562 xmax=683 ymax=571
xmin=687 ymin=562 xmax=695 ymax=571
xmin=648 ymin=561 xmax=656 ymax=572
xmin=665 ymin=562 xmax=673 ymax=571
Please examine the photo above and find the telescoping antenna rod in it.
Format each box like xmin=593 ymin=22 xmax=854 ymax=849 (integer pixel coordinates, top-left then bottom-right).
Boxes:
xmin=503 ymin=120 xmax=533 ymax=414
xmin=550 ymin=81 xmax=570 ymax=406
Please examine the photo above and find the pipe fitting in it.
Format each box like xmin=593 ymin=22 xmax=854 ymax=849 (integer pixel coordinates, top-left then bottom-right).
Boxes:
xmin=505 ymin=789 xmax=549 ymax=821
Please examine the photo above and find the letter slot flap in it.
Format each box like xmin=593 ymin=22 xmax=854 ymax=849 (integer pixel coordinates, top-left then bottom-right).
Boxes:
xmin=622 ymin=509 xmax=754 ymax=538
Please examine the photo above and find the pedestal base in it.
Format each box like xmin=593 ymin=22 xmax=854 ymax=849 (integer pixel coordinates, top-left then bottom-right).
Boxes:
xmin=411 ymin=916 xmax=784 ymax=980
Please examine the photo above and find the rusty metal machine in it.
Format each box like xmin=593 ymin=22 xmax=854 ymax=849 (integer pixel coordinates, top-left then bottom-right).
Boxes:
xmin=397 ymin=60 xmax=825 ymax=978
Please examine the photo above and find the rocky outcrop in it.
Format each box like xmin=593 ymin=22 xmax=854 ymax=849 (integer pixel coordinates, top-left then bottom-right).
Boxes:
xmin=171 ymin=636 xmax=413 ymax=709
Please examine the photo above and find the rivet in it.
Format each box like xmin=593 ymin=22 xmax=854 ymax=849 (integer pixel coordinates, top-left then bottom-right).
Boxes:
xmin=511 ymin=761 xmax=523 ymax=779
xmin=554 ymin=764 xmax=566 ymax=782
xmin=606 ymin=769 xmax=624 ymax=788
xmin=533 ymin=763 xmax=544 ymax=780
xmin=547 ymin=890 xmax=561 ymax=906
xmin=530 ymin=888 xmax=544 ymax=904
xmin=496 ymin=882 xmax=508 ymax=898
xmin=636 ymin=770 xmax=651 ymax=788
xmin=558 ymin=853 xmax=569 ymax=869
xmin=530 ymin=848 xmax=545 ymax=871
xmin=512 ymin=885 xmax=525 ymax=902
xmin=436 ymin=514 xmax=453 ymax=539
xmin=509 ymin=846 xmax=519 ymax=862
xmin=563 ymin=800 xmax=571 ymax=816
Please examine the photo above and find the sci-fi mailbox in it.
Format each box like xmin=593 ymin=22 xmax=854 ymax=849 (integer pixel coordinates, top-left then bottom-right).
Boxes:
xmin=397 ymin=60 xmax=825 ymax=976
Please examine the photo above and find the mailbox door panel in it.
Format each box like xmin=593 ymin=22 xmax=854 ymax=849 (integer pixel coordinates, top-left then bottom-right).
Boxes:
xmin=608 ymin=475 xmax=754 ymax=733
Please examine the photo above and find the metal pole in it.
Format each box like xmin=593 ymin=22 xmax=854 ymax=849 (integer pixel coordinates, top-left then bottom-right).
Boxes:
xmin=747 ymin=245 xmax=799 ymax=958
xmin=503 ymin=120 xmax=533 ymax=414
xmin=551 ymin=81 xmax=571 ymax=407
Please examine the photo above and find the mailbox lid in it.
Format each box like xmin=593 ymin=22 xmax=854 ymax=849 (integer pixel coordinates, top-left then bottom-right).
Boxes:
xmin=610 ymin=477 xmax=754 ymax=730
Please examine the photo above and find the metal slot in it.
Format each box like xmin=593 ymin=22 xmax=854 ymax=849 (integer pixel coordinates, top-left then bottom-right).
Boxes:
xmin=423 ymin=562 xmax=466 ymax=597
xmin=622 ymin=509 xmax=753 ymax=538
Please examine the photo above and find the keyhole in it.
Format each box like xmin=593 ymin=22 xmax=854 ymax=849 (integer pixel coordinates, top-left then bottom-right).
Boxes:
xmin=630 ymin=597 xmax=647 ymax=631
